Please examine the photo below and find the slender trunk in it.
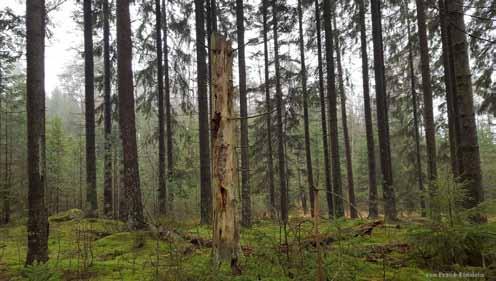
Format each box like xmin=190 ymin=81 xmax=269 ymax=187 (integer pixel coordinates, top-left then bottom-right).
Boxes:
xmin=113 ymin=140 xmax=119 ymax=218
xmin=323 ymin=0 xmax=344 ymax=218
xmin=116 ymin=0 xmax=146 ymax=229
xmin=195 ymin=0 xmax=213 ymax=224
xmin=211 ymin=34 xmax=241 ymax=273
xmin=118 ymin=150 xmax=128 ymax=221
xmin=262 ymin=0 xmax=275 ymax=216
xmin=272 ymin=0 xmax=288 ymax=224
xmin=333 ymin=18 xmax=357 ymax=219
xmin=415 ymin=0 xmax=437 ymax=193
xmin=438 ymin=0 xmax=459 ymax=177
xmin=103 ymin=0 xmax=113 ymax=218
xmin=26 ymin=0 xmax=49 ymax=264
xmin=236 ymin=0 xmax=251 ymax=227
xmin=162 ymin=0 xmax=173 ymax=213
xmin=298 ymin=0 xmax=316 ymax=217
xmin=315 ymin=0 xmax=333 ymax=219
xmin=447 ymin=0 xmax=484 ymax=215
xmin=406 ymin=13 xmax=426 ymax=216
xmin=357 ymin=0 xmax=378 ymax=218
xmin=297 ymin=154 xmax=308 ymax=214
xmin=2 ymin=107 xmax=9 ymax=224
xmin=370 ymin=0 xmax=396 ymax=220
xmin=156 ymin=0 xmax=167 ymax=215
xmin=84 ymin=0 xmax=97 ymax=217
xmin=5 ymin=132 xmax=12 ymax=223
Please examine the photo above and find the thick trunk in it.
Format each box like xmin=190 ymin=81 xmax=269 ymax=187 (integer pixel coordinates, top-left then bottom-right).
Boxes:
xmin=26 ymin=0 xmax=49 ymax=264
xmin=315 ymin=0 xmax=333 ymax=219
xmin=357 ymin=0 xmax=378 ymax=218
xmin=333 ymin=18 xmax=357 ymax=219
xmin=298 ymin=0 xmax=316 ymax=217
xmin=116 ymin=0 xmax=146 ymax=230
xmin=370 ymin=0 xmax=397 ymax=220
xmin=406 ymin=15 xmax=426 ymax=216
xmin=195 ymin=0 xmax=213 ymax=225
xmin=262 ymin=0 xmax=275 ymax=216
xmin=272 ymin=0 xmax=288 ymax=224
xmin=162 ymin=0 xmax=173 ymax=213
xmin=438 ymin=0 xmax=459 ymax=177
xmin=84 ymin=0 xmax=97 ymax=217
xmin=211 ymin=33 xmax=241 ymax=271
xmin=323 ymin=0 xmax=344 ymax=218
xmin=415 ymin=0 xmax=437 ymax=191
xmin=103 ymin=0 xmax=113 ymax=218
xmin=156 ymin=0 xmax=167 ymax=215
xmin=236 ymin=0 xmax=251 ymax=227
xmin=447 ymin=0 xmax=484 ymax=214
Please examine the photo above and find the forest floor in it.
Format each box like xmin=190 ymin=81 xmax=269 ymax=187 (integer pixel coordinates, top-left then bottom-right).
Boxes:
xmin=0 ymin=210 xmax=495 ymax=281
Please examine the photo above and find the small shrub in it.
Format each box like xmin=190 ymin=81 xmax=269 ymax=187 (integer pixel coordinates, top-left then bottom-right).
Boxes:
xmin=21 ymin=263 xmax=61 ymax=281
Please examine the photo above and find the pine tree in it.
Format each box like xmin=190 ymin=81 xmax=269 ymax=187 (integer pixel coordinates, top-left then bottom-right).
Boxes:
xmin=272 ymin=0 xmax=288 ymax=223
xmin=84 ymin=0 xmax=97 ymax=217
xmin=26 ymin=0 xmax=49 ymax=264
xmin=262 ymin=0 xmax=276 ymax=216
xmin=195 ymin=0 xmax=213 ymax=225
xmin=415 ymin=0 xmax=437 ymax=196
xmin=370 ymin=0 xmax=396 ymax=220
xmin=314 ymin=0 xmax=334 ymax=218
xmin=446 ymin=0 xmax=484 ymax=217
xmin=357 ymin=0 xmax=378 ymax=218
xmin=237 ymin=0 xmax=251 ymax=227
xmin=156 ymin=0 xmax=167 ymax=215
xmin=297 ymin=0 xmax=315 ymax=217
xmin=102 ymin=0 xmax=113 ymax=218
xmin=116 ymin=0 xmax=146 ymax=229
xmin=333 ymin=17 xmax=356 ymax=219
xmin=323 ymin=0 xmax=344 ymax=218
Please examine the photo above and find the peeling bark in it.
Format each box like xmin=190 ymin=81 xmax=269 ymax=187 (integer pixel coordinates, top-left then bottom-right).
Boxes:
xmin=211 ymin=33 xmax=241 ymax=271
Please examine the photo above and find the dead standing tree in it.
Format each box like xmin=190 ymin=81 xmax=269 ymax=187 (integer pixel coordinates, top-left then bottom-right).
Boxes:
xmin=211 ymin=33 xmax=241 ymax=274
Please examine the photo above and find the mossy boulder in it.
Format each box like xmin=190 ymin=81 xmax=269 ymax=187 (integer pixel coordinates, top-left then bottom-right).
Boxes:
xmin=49 ymin=209 xmax=83 ymax=222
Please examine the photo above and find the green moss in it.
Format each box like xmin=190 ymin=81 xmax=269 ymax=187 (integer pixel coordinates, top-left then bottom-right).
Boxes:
xmin=0 ymin=218 xmax=494 ymax=280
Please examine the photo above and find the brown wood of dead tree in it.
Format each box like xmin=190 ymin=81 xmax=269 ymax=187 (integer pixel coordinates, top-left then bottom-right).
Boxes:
xmin=211 ymin=32 xmax=241 ymax=274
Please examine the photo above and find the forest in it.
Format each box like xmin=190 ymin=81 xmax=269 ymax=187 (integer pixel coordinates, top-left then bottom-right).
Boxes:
xmin=0 ymin=0 xmax=495 ymax=280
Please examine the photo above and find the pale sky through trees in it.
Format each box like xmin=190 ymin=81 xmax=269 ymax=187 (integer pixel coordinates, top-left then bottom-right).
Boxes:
xmin=1 ymin=0 xmax=80 ymax=95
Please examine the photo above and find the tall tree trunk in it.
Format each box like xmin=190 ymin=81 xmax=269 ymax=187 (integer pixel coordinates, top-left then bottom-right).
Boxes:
xmin=2 ymin=107 xmax=10 ymax=224
xmin=438 ymin=0 xmax=459 ymax=177
xmin=314 ymin=0 xmax=333 ymax=219
xmin=262 ymin=0 xmax=275 ymax=216
xmin=333 ymin=18 xmax=357 ymax=219
xmin=84 ymin=0 xmax=97 ymax=217
xmin=156 ymin=0 xmax=167 ymax=215
xmin=5 ymin=131 xmax=12 ymax=224
xmin=446 ymin=0 xmax=484 ymax=215
xmin=162 ymin=0 xmax=173 ymax=213
xmin=103 ymin=0 xmax=113 ymax=218
xmin=406 ymin=13 xmax=426 ymax=216
xmin=236 ymin=0 xmax=251 ymax=227
xmin=370 ymin=0 xmax=396 ymax=220
xmin=26 ymin=0 xmax=49 ymax=264
xmin=298 ymin=0 xmax=316 ymax=217
xmin=323 ymin=0 xmax=344 ymax=218
xmin=357 ymin=0 xmax=378 ymax=218
xmin=415 ymin=0 xmax=437 ymax=195
xmin=211 ymin=33 xmax=241 ymax=273
xmin=195 ymin=0 xmax=213 ymax=225
xmin=272 ymin=0 xmax=288 ymax=224
xmin=116 ymin=0 xmax=146 ymax=230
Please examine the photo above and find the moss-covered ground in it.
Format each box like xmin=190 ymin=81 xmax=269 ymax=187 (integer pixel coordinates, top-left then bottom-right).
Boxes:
xmin=0 ymin=210 xmax=494 ymax=280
